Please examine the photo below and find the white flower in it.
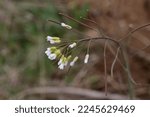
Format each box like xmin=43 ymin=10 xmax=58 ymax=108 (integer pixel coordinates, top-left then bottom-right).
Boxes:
xmin=47 ymin=36 xmax=52 ymax=41
xmin=58 ymin=57 xmax=66 ymax=70
xmin=70 ymin=56 xmax=78 ymax=66
xmin=48 ymin=53 xmax=56 ymax=60
xmin=47 ymin=36 xmax=54 ymax=44
xmin=58 ymin=55 xmax=71 ymax=70
xmin=46 ymin=36 xmax=61 ymax=44
xmin=61 ymin=22 xmax=72 ymax=29
xmin=69 ymin=42 xmax=77 ymax=48
xmin=45 ymin=47 xmax=61 ymax=60
xmin=84 ymin=54 xmax=89 ymax=64
xmin=45 ymin=48 xmax=51 ymax=57
xmin=58 ymin=63 xmax=65 ymax=70
xmin=58 ymin=59 xmax=62 ymax=66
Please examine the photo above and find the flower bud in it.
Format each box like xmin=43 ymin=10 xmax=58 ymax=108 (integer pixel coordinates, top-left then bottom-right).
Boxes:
xmin=69 ymin=42 xmax=77 ymax=48
xmin=61 ymin=23 xmax=72 ymax=29
xmin=84 ymin=54 xmax=89 ymax=64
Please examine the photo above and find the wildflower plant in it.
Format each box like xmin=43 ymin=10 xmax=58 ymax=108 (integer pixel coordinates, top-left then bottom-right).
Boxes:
xmin=45 ymin=13 xmax=150 ymax=98
xmin=45 ymin=21 xmax=78 ymax=70
xmin=45 ymin=14 xmax=120 ymax=71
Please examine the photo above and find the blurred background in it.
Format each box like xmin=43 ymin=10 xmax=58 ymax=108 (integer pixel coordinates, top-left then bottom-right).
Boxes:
xmin=0 ymin=0 xmax=150 ymax=99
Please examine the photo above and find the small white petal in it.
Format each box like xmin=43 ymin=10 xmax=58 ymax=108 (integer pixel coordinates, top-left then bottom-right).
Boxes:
xmin=58 ymin=64 xmax=64 ymax=70
xmin=64 ymin=61 xmax=68 ymax=66
xmin=69 ymin=42 xmax=77 ymax=48
xmin=47 ymin=36 xmax=60 ymax=44
xmin=47 ymin=36 xmax=52 ymax=41
xmin=70 ymin=62 xmax=75 ymax=66
xmin=58 ymin=59 xmax=62 ymax=65
xmin=84 ymin=54 xmax=89 ymax=64
xmin=48 ymin=53 xmax=56 ymax=60
xmin=45 ymin=48 xmax=51 ymax=56
xmin=50 ymin=40 xmax=55 ymax=44
xmin=61 ymin=23 xmax=66 ymax=27
xmin=70 ymin=56 xmax=78 ymax=66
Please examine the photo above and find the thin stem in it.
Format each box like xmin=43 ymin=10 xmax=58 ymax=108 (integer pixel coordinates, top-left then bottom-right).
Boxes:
xmin=121 ymin=47 xmax=135 ymax=99
xmin=104 ymin=40 xmax=108 ymax=96
xmin=107 ymin=44 xmax=129 ymax=73
xmin=111 ymin=47 xmax=120 ymax=80
xmin=77 ymin=37 xmax=121 ymax=48
xmin=87 ymin=39 xmax=92 ymax=54
xmin=47 ymin=19 xmax=60 ymax=25
xmin=119 ymin=23 xmax=150 ymax=42
xmin=81 ymin=17 xmax=98 ymax=25
xmin=59 ymin=13 xmax=99 ymax=33
xmin=48 ymin=18 xmax=92 ymax=38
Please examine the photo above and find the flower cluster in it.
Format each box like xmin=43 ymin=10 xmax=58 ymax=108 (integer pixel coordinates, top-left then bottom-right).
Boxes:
xmin=45 ymin=23 xmax=90 ymax=70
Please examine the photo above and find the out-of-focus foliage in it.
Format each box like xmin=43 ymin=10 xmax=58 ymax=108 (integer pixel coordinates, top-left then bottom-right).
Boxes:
xmin=0 ymin=0 xmax=89 ymax=99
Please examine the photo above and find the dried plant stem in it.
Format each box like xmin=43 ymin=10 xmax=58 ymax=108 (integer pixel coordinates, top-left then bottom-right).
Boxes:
xmin=48 ymin=19 xmax=92 ymax=38
xmin=122 ymin=48 xmax=135 ymax=99
xmin=47 ymin=19 xmax=60 ymax=25
xmin=104 ymin=40 xmax=108 ymax=96
xmin=111 ymin=47 xmax=120 ymax=79
xmin=87 ymin=39 xmax=92 ymax=54
xmin=119 ymin=23 xmax=150 ymax=42
xmin=59 ymin=13 xmax=99 ymax=34
xmin=78 ymin=37 xmax=120 ymax=47
xmin=107 ymin=44 xmax=127 ymax=71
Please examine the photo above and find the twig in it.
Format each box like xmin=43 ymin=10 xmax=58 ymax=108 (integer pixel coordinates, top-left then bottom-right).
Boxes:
xmin=59 ymin=13 xmax=99 ymax=33
xmin=47 ymin=19 xmax=60 ymax=25
xmin=111 ymin=47 xmax=120 ymax=80
xmin=48 ymin=18 xmax=92 ymax=38
xmin=119 ymin=23 xmax=150 ymax=42
xmin=121 ymin=47 xmax=135 ymax=99
xmin=104 ymin=40 xmax=108 ymax=96
xmin=78 ymin=36 xmax=120 ymax=47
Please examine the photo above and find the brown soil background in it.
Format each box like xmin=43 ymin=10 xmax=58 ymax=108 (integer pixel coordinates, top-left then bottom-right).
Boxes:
xmin=63 ymin=0 xmax=150 ymax=99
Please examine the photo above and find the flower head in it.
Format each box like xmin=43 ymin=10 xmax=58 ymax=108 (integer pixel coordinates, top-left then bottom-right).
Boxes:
xmin=84 ymin=54 xmax=89 ymax=64
xmin=61 ymin=23 xmax=72 ymax=29
xmin=70 ymin=56 xmax=78 ymax=66
xmin=47 ymin=36 xmax=61 ymax=44
xmin=58 ymin=55 xmax=71 ymax=70
xmin=69 ymin=42 xmax=77 ymax=48
xmin=45 ymin=47 xmax=61 ymax=60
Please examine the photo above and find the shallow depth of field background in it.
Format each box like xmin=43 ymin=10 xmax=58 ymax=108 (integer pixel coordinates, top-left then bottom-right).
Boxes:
xmin=0 ymin=0 xmax=150 ymax=99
